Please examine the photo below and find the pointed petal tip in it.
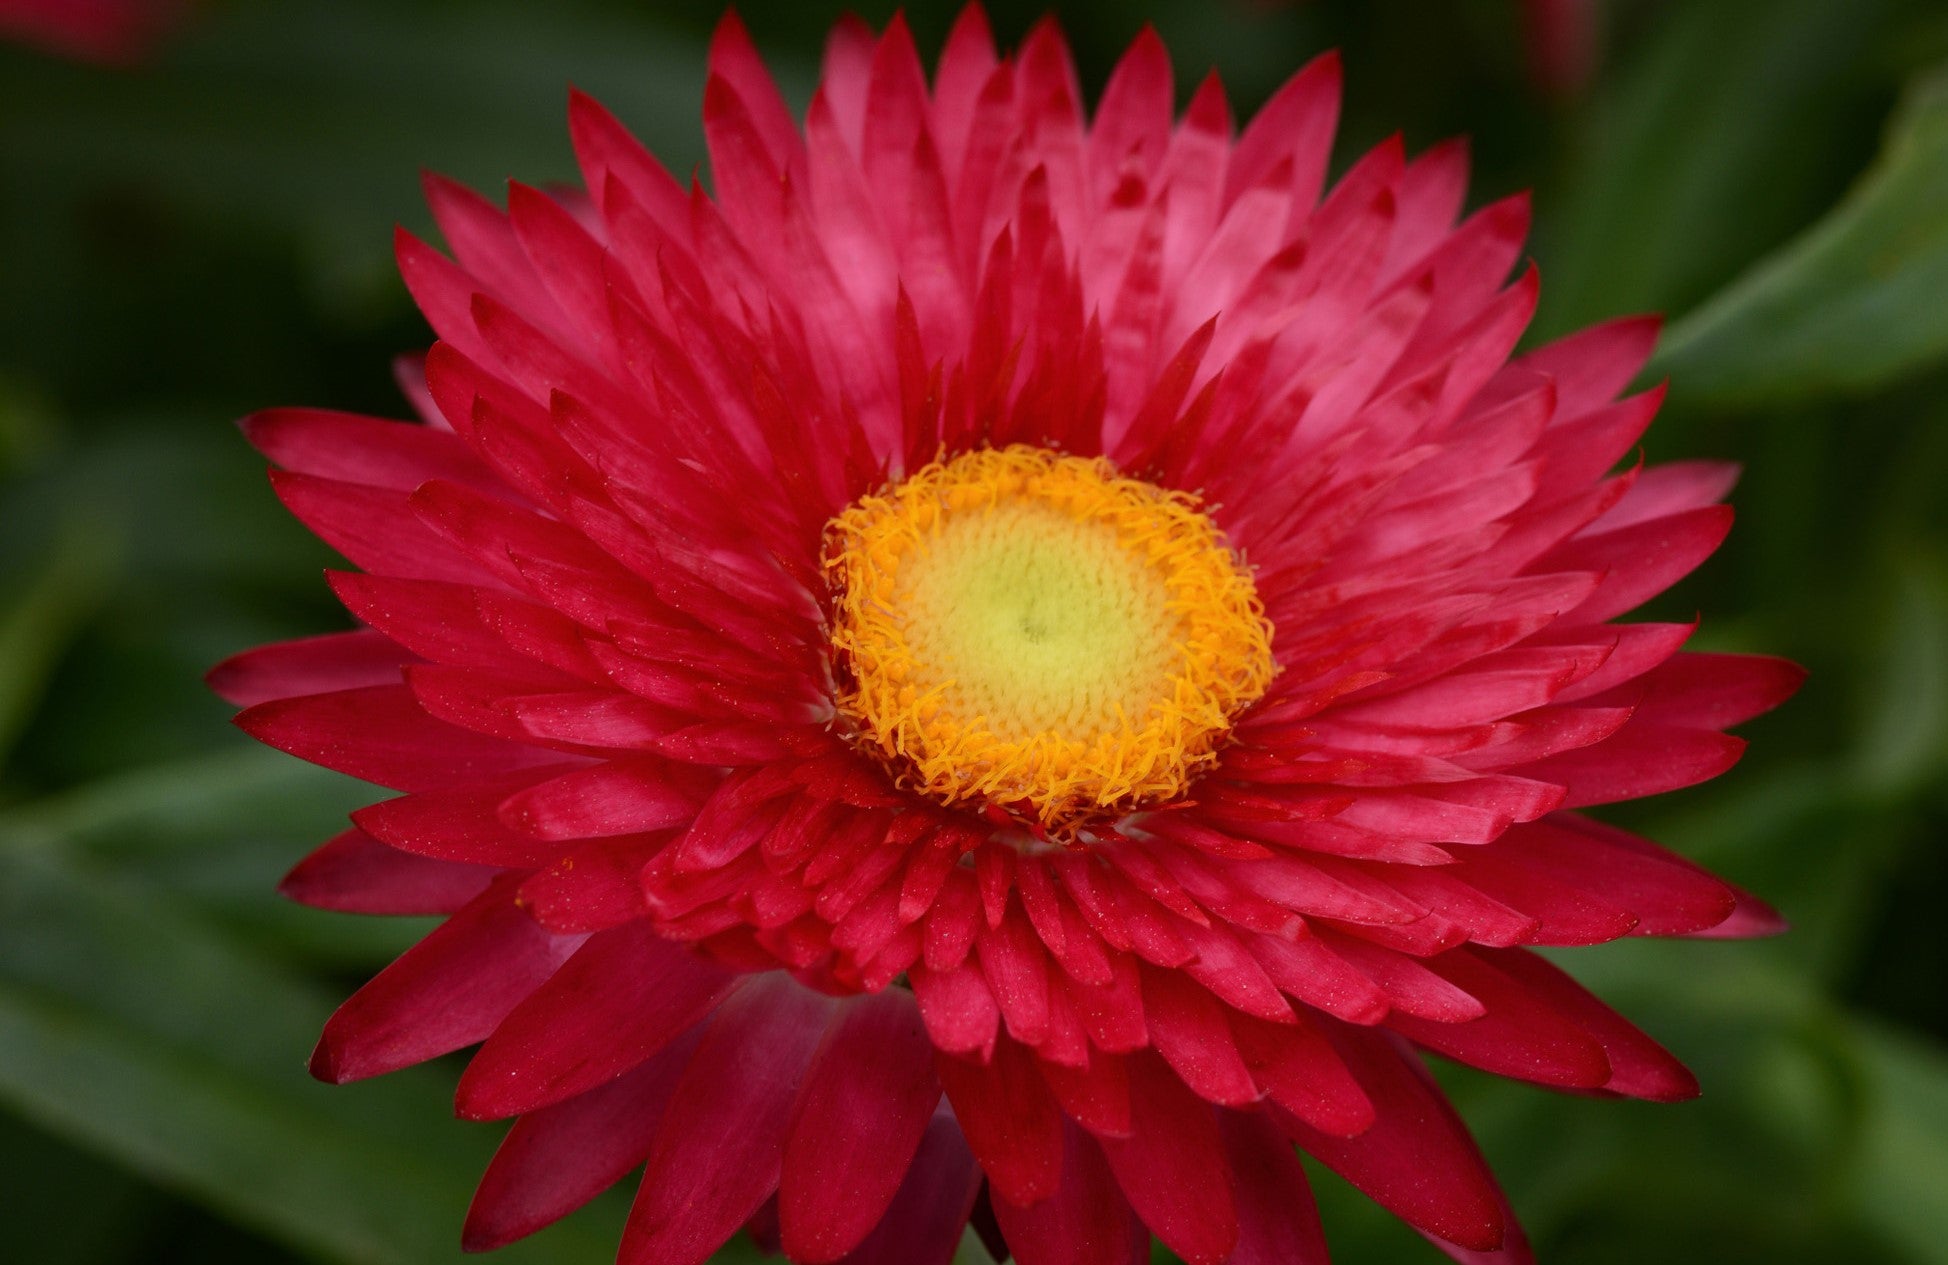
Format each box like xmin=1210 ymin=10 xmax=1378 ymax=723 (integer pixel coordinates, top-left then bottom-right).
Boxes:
xmin=307 ymin=1035 xmax=352 ymax=1085
xmin=1695 ymin=888 xmax=1789 ymax=939
xmin=1300 ymin=46 xmax=1345 ymax=90
xmin=204 ymin=654 xmax=250 ymax=705
xmin=709 ymin=6 xmax=752 ymax=47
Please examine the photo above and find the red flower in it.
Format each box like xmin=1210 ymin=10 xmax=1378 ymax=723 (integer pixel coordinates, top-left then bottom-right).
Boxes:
xmin=0 ymin=0 xmax=186 ymax=64
xmin=213 ymin=11 xmax=1799 ymax=1265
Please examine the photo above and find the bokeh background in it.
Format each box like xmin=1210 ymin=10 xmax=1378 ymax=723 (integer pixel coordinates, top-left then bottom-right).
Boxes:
xmin=2 ymin=0 xmax=1946 ymax=1261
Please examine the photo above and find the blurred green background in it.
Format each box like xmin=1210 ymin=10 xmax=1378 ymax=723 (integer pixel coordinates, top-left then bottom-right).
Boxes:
xmin=1 ymin=0 xmax=1946 ymax=1261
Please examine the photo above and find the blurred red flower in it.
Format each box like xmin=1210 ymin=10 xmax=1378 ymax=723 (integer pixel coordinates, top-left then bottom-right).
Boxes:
xmin=0 ymin=0 xmax=185 ymax=63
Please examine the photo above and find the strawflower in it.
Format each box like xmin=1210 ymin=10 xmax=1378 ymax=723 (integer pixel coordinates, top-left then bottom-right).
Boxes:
xmin=213 ymin=10 xmax=1801 ymax=1265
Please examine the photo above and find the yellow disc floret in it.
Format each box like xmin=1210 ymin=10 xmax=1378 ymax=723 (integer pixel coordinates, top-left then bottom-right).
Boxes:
xmin=824 ymin=445 xmax=1277 ymax=833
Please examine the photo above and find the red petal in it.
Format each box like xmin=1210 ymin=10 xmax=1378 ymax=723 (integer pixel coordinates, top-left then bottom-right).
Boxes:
xmin=498 ymin=758 xmax=710 ymax=840
xmin=1614 ymin=652 xmax=1807 ymax=730
xmin=1518 ymin=722 xmax=1745 ymax=808
xmin=1475 ymin=947 xmax=1698 ymax=1101
xmin=909 ymin=959 xmax=1000 ymax=1056
xmin=352 ymin=770 xmax=578 ymax=868
xmin=1386 ymin=947 xmax=1612 ymax=1090
xmin=1143 ymin=966 xmax=1259 ymax=1106
xmin=463 ymin=1023 xmax=705 ymax=1250
xmin=975 ymin=908 xmax=1053 ymax=1046
xmin=270 ymin=469 xmax=494 ymax=585
xmin=242 ymin=407 xmax=488 ymax=490
xmin=518 ymin=835 xmax=659 ymax=934
xmin=1484 ymin=816 xmax=1737 ymax=938
xmin=780 ymin=991 xmax=943 ymax=1262
xmin=992 ymin=1123 xmax=1147 ymax=1265
xmin=1549 ymin=505 xmax=1733 ymax=625
xmin=279 ymin=828 xmax=495 ymax=915
xmin=237 ymin=683 xmax=555 ymax=793
xmin=208 ymin=630 xmax=405 ymax=707
xmin=935 ymin=1039 xmax=1063 ymax=1206
xmin=1221 ymin=1111 xmax=1331 ymax=1265
xmin=832 ymin=1112 xmax=983 ymax=1265
xmin=311 ymin=878 xmax=577 ymax=1083
xmin=1098 ymin=1052 xmax=1238 ymax=1265
xmin=1041 ymin=1051 xmax=1134 ymax=1138
xmin=456 ymin=921 xmax=736 ymax=1119
xmin=1280 ymin=1026 xmax=1506 ymax=1251
xmin=622 ymin=977 xmax=836 ymax=1265
xmin=1229 ymin=1010 xmax=1374 ymax=1138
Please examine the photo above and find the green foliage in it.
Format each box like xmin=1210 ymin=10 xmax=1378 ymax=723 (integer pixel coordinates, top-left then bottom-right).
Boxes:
xmin=1658 ymin=61 xmax=1948 ymax=401
xmin=0 ymin=1 xmax=1944 ymax=1263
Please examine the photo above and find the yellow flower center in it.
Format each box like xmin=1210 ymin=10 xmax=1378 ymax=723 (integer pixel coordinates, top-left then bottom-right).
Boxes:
xmin=824 ymin=445 xmax=1277 ymax=834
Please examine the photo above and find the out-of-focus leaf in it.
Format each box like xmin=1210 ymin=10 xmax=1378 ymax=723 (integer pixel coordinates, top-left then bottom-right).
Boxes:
xmin=1535 ymin=0 xmax=1891 ymax=338
xmin=0 ymin=845 xmax=619 ymax=1265
xmin=0 ymin=746 xmax=416 ymax=966
xmin=0 ymin=1114 xmax=155 ymax=1265
xmin=0 ymin=417 xmax=338 ymax=784
xmin=1852 ymin=1022 xmax=1948 ymax=1265
xmin=1656 ymin=62 xmax=1948 ymax=401
xmin=1854 ymin=555 xmax=1948 ymax=797
xmin=0 ymin=517 xmax=116 ymax=774
xmin=0 ymin=374 xmax=59 ymax=477
xmin=0 ymin=0 xmax=799 ymax=297
xmin=1629 ymin=763 xmax=1904 ymax=982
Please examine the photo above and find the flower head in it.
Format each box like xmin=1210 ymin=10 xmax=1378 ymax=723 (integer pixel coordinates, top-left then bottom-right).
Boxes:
xmin=213 ymin=10 xmax=1801 ymax=1265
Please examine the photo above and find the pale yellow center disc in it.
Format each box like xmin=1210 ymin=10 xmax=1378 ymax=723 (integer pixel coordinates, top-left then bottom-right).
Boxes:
xmin=824 ymin=446 xmax=1277 ymax=831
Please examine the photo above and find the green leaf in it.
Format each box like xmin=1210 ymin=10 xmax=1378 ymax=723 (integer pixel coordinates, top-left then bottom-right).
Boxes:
xmin=1655 ymin=62 xmax=1948 ymax=401
xmin=1853 ymin=553 xmax=1948 ymax=798
xmin=0 ymin=0 xmax=808 ymax=302
xmin=0 ymin=745 xmax=421 ymax=967
xmin=0 ymin=517 xmax=117 ymax=775
xmin=0 ymin=1114 xmax=156 ymax=1265
xmin=0 ymin=845 xmax=619 ymax=1265
xmin=1535 ymin=0 xmax=1893 ymax=339
xmin=1851 ymin=1022 xmax=1948 ymax=1265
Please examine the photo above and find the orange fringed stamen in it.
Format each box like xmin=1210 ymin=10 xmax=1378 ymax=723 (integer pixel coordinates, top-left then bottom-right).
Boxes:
xmin=824 ymin=445 xmax=1277 ymax=834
